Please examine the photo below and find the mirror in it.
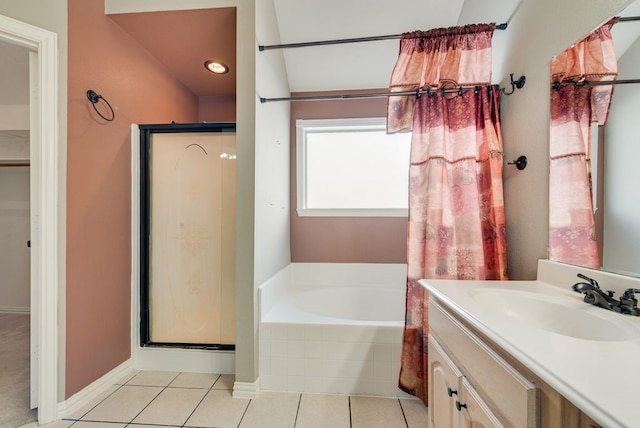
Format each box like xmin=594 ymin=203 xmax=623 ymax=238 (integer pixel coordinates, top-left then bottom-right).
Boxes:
xmin=550 ymin=1 xmax=640 ymax=277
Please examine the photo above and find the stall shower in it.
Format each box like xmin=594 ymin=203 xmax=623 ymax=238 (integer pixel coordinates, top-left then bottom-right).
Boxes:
xmin=139 ymin=124 xmax=236 ymax=349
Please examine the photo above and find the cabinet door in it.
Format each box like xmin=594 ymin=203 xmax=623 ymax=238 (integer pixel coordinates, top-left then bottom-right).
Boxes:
xmin=457 ymin=377 xmax=503 ymax=428
xmin=429 ymin=335 xmax=463 ymax=428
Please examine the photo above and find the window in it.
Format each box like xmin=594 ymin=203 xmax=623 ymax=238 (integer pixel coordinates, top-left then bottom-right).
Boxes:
xmin=296 ymin=117 xmax=411 ymax=217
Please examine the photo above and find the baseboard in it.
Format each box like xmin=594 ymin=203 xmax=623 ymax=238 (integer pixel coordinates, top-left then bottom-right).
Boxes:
xmin=233 ymin=378 xmax=260 ymax=399
xmin=0 ymin=306 xmax=29 ymax=314
xmin=57 ymin=359 xmax=133 ymax=419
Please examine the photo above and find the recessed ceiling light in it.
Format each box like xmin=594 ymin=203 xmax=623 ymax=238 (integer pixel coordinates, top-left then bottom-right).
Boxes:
xmin=204 ymin=60 xmax=229 ymax=74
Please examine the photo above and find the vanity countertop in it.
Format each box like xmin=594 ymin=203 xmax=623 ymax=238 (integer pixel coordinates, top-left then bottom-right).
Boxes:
xmin=420 ymin=260 xmax=640 ymax=428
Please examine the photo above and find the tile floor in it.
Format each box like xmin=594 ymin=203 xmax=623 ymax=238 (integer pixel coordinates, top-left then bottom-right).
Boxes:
xmin=28 ymin=370 xmax=428 ymax=428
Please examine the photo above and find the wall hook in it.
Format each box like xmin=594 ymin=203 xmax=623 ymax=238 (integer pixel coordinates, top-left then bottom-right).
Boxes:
xmin=86 ymin=89 xmax=115 ymax=122
xmin=502 ymin=74 xmax=526 ymax=95
xmin=507 ymin=155 xmax=528 ymax=170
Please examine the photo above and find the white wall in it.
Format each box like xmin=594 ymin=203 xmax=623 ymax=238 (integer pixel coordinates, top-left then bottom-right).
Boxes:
xmin=254 ymin=0 xmax=291 ymax=388
xmin=0 ymin=167 xmax=30 ymax=313
xmin=0 ymin=133 xmax=30 ymax=313
xmin=497 ymin=0 xmax=632 ymax=279
xmin=255 ymin=0 xmax=291 ymax=286
xmin=603 ymin=35 xmax=640 ymax=276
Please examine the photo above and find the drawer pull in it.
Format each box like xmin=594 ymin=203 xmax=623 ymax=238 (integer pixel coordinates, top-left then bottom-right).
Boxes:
xmin=456 ymin=400 xmax=467 ymax=411
xmin=447 ymin=387 xmax=458 ymax=397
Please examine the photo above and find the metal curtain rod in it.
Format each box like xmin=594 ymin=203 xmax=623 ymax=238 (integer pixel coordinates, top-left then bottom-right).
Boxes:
xmin=551 ymin=78 xmax=640 ymax=90
xmin=0 ymin=161 xmax=30 ymax=167
xmin=259 ymin=22 xmax=508 ymax=51
xmin=261 ymin=86 xmax=495 ymax=103
xmin=260 ymin=74 xmax=527 ymax=103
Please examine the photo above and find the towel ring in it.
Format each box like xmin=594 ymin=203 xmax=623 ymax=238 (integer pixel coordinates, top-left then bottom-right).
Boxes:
xmin=86 ymin=90 xmax=115 ymax=122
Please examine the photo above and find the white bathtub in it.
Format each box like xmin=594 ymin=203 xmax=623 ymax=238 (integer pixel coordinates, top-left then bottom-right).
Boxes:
xmin=259 ymin=263 xmax=412 ymax=398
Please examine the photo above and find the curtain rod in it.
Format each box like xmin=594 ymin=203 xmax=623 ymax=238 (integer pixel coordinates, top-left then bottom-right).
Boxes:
xmin=0 ymin=161 xmax=29 ymax=167
xmin=260 ymin=74 xmax=527 ymax=103
xmin=258 ymin=15 xmax=640 ymax=52
xmin=259 ymin=22 xmax=508 ymax=51
xmin=551 ymin=78 xmax=640 ymax=90
xmin=261 ymin=86 xmax=495 ymax=103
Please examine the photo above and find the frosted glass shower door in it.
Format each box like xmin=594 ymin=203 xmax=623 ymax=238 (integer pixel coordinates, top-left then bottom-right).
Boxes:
xmin=148 ymin=131 xmax=236 ymax=346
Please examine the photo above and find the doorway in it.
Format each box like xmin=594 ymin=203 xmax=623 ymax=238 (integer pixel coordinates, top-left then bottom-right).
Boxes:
xmin=0 ymin=36 xmax=32 ymax=428
xmin=0 ymin=13 xmax=60 ymax=424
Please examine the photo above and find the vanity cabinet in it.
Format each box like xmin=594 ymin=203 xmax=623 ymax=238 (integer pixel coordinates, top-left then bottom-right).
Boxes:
xmin=429 ymin=336 xmax=502 ymax=427
xmin=428 ymin=297 xmax=602 ymax=427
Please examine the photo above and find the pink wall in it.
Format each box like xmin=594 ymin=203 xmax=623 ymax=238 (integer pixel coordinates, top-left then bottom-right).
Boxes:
xmin=290 ymin=93 xmax=407 ymax=263
xmin=67 ymin=0 xmax=199 ymax=397
xmin=199 ymin=95 xmax=236 ymax=122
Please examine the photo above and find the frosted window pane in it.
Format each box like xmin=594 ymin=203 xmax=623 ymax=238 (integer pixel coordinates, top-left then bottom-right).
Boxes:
xmin=305 ymin=129 xmax=410 ymax=209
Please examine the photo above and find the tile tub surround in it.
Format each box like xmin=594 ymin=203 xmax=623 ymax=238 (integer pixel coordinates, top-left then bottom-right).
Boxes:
xmin=258 ymin=263 xmax=410 ymax=397
xmin=260 ymin=322 xmax=407 ymax=397
xmin=421 ymin=259 xmax=640 ymax=428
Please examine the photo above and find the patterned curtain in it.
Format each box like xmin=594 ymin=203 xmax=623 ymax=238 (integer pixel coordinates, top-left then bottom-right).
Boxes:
xmin=388 ymin=25 xmax=508 ymax=404
xmin=549 ymin=18 xmax=618 ymax=268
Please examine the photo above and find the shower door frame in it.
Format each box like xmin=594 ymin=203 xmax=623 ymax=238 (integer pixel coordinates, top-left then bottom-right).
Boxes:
xmin=139 ymin=122 xmax=236 ymax=351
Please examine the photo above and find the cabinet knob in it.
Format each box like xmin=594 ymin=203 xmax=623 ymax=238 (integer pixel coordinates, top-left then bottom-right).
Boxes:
xmin=447 ymin=387 xmax=458 ymax=397
xmin=455 ymin=400 xmax=467 ymax=411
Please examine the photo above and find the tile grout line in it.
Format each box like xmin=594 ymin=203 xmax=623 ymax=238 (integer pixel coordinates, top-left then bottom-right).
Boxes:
xmin=62 ymin=383 xmax=126 ymax=422
xmin=292 ymin=393 xmax=302 ymax=427
xmin=236 ymin=396 xmax=253 ymax=428
xmin=208 ymin=373 xmax=223 ymax=390
xmin=125 ymin=372 xmax=181 ymax=425
xmin=398 ymin=398 xmax=410 ymax=428
xmin=179 ymin=373 xmax=221 ymax=428
xmin=348 ymin=396 xmax=353 ymax=428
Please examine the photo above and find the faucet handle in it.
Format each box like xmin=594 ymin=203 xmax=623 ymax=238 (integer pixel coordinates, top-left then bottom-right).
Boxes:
xmin=577 ymin=273 xmax=600 ymax=289
xmin=606 ymin=290 xmax=616 ymax=298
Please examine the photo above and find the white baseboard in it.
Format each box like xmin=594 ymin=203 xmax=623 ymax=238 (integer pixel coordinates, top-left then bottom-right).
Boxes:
xmin=57 ymin=359 xmax=133 ymax=419
xmin=0 ymin=306 xmax=29 ymax=314
xmin=233 ymin=378 xmax=260 ymax=399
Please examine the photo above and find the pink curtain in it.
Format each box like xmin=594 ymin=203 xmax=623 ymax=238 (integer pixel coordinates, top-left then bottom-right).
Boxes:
xmin=549 ymin=19 xmax=618 ymax=268
xmin=389 ymin=25 xmax=508 ymax=404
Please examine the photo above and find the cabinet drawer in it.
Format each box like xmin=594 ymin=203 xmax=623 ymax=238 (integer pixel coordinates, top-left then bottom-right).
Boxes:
xmin=430 ymin=298 xmax=539 ymax=427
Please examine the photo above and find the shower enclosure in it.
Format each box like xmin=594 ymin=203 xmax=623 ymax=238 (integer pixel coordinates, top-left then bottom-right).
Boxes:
xmin=139 ymin=123 xmax=236 ymax=349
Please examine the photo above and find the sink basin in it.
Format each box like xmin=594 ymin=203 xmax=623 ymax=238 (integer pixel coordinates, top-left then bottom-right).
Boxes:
xmin=469 ymin=288 xmax=640 ymax=342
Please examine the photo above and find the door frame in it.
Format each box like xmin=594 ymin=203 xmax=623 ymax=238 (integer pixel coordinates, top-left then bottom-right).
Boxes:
xmin=0 ymin=14 xmax=60 ymax=424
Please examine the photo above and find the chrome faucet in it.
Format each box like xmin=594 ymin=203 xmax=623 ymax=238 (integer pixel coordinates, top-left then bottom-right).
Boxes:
xmin=572 ymin=274 xmax=640 ymax=316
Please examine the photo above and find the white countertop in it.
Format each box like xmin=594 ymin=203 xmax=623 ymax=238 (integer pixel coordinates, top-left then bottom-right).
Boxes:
xmin=420 ymin=261 xmax=640 ymax=428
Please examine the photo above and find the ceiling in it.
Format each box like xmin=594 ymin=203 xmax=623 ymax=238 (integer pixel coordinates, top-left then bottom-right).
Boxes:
xmin=2 ymin=1 xmax=640 ymax=108
xmin=109 ymin=7 xmax=236 ymax=98
xmin=270 ymin=0 xmax=520 ymax=93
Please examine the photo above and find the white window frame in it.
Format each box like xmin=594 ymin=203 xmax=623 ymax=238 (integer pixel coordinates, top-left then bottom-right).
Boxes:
xmin=296 ymin=117 xmax=410 ymax=217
